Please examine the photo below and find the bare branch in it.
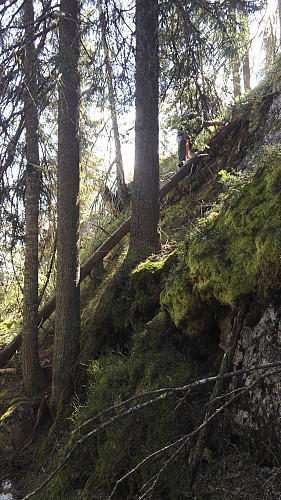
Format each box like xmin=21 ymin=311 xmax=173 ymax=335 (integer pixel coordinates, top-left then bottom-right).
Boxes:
xmin=22 ymin=363 xmax=281 ymax=499
xmin=72 ymin=360 xmax=281 ymax=436
xmin=137 ymin=368 xmax=281 ymax=499
xmin=22 ymin=394 xmax=165 ymax=500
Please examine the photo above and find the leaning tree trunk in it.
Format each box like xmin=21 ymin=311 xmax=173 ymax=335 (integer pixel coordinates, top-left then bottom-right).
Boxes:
xmin=51 ymin=0 xmax=81 ymax=413
xmin=128 ymin=0 xmax=160 ymax=261
xmin=22 ymin=0 xmax=44 ymax=395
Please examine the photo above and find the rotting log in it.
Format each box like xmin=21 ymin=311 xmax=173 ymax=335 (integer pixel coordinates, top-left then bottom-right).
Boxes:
xmin=0 ymin=116 xmax=242 ymax=369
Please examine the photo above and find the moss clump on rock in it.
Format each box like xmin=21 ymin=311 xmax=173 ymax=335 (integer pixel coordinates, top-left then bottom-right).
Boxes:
xmin=77 ymin=344 xmax=198 ymax=498
xmin=160 ymin=263 xmax=214 ymax=338
xmin=186 ymin=146 xmax=281 ymax=307
xmin=130 ymin=247 xmax=177 ymax=321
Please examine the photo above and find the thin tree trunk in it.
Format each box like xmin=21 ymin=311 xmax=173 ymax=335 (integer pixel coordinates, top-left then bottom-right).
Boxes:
xmin=51 ymin=0 xmax=81 ymax=413
xmin=22 ymin=0 xmax=44 ymax=394
xmin=98 ymin=0 xmax=125 ymax=196
xmin=279 ymin=0 xmax=281 ymax=48
xmin=242 ymin=50 xmax=250 ymax=92
xmin=239 ymin=3 xmax=251 ymax=92
xmin=128 ymin=0 xmax=160 ymax=261
xmin=231 ymin=3 xmax=241 ymax=99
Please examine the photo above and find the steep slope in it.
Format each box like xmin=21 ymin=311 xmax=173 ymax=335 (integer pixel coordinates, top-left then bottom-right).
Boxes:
xmin=31 ymin=73 xmax=281 ymax=498
xmin=2 ymin=70 xmax=281 ymax=499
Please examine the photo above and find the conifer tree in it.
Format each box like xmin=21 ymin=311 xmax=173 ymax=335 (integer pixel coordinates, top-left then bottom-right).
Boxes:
xmin=51 ymin=0 xmax=81 ymax=412
xmin=98 ymin=0 xmax=125 ymax=198
xmin=127 ymin=0 xmax=160 ymax=261
xmin=22 ymin=0 xmax=44 ymax=394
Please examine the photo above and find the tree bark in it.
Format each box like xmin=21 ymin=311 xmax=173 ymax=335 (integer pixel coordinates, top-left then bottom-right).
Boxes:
xmin=128 ymin=0 xmax=160 ymax=261
xmin=22 ymin=0 xmax=44 ymax=394
xmin=231 ymin=2 xmax=241 ymax=99
xmin=51 ymin=0 xmax=81 ymax=412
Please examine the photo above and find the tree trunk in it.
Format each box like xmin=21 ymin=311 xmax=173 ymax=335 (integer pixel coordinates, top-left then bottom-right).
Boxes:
xmin=128 ymin=0 xmax=160 ymax=261
xmin=98 ymin=0 xmax=125 ymax=197
xmin=242 ymin=50 xmax=250 ymax=93
xmin=239 ymin=3 xmax=251 ymax=93
xmin=51 ymin=0 xmax=81 ymax=412
xmin=279 ymin=0 xmax=281 ymax=49
xmin=22 ymin=0 xmax=44 ymax=394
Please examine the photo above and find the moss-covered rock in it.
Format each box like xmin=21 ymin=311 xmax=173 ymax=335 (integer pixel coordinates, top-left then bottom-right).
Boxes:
xmin=40 ymin=311 xmax=203 ymax=500
xmin=160 ymin=264 xmax=214 ymax=337
xmin=130 ymin=247 xmax=177 ymax=321
xmin=0 ymin=400 xmax=36 ymax=455
xmin=186 ymin=146 xmax=281 ymax=307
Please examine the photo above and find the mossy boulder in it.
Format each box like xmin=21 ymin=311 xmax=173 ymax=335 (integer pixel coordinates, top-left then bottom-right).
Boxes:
xmin=160 ymin=264 xmax=214 ymax=337
xmin=130 ymin=247 xmax=177 ymax=321
xmin=0 ymin=400 xmax=36 ymax=455
xmin=41 ymin=312 xmax=202 ymax=500
xmin=186 ymin=146 xmax=281 ymax=307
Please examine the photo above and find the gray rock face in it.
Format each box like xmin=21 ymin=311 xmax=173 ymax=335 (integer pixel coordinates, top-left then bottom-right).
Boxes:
xmin=264 ymin=93 xmax=281 ymax=145
xmin=230 ymin=306 xmax=281 ymax=436
xmin=0 ymin=401 xmax=36 ymax=455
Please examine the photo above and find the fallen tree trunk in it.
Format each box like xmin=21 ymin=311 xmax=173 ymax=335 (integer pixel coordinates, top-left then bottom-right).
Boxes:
xmin=0 ymin=116 xmax=241 ymax=369
xmin=0 ymin=368 xmax=17 ymax=374
xmin=0 ymin=217 xmax=132 ymax=369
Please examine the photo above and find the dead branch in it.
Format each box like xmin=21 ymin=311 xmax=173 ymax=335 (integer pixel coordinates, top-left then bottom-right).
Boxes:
xmin=0 ymin=368 xmax=16 ymax=374
xmin=0 ymin=114 xmax=24 ymax=180
xmin=21 ymin=394 xmax=165 ymax=500
xmin=136 ymin=368 xmax=281 ymax=500
xmin=22 ymin=362 xmax=281 ymax=499
xmin=188 ymin=306 xmax=247 ymax=482
xmin=72 ymin=359 xmax=281 ymax=436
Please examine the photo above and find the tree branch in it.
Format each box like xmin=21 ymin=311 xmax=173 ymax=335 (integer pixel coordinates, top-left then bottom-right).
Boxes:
xmin=22 ymin=363 xmax=281 ymax=499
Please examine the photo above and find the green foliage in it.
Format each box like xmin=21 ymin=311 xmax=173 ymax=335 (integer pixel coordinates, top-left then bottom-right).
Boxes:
xmin=78 ymin=345 xmax=196 ymax=498
xmin=159 ymin=153 xmax=178 ymax=184
xmin=218 ymin=167 xmax=252 ymax=195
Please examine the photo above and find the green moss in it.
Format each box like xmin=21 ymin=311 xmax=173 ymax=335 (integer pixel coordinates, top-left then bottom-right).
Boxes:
xmin=160 ymin=266 xmax=212 ymax=337
xmin=0 ymin=397 xmax=22 ymax=420
xmin=41 ymin=314 xmax=200 ymax=499
xmin=76 ymin=344 xmax=198 ymax=499
xmin=186 ymin=148 xmax=281 ymax=307
xmin=131 ymin=247 xmax=177 ymax=281
xmin=130 ymin=247 xmax=178 ymax=320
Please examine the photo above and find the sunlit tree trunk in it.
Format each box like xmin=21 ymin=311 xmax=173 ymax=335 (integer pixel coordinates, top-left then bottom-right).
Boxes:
xmin=231 ymin=2 xmax=241 ymax=99
xmin=279 ymin=0 xmax=281 ymax=47
xmin=51 ymin=0 xmax=81 ymax=413
xmin=128 ymin=0 xmax=160 ymax=262
xmin=98 ymin=0 xmax=125 ymax=198
xmin=239 ymin=3 xmax=251 ymax=92
xmin=22 ymin=0 xmax=44 ymax=394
